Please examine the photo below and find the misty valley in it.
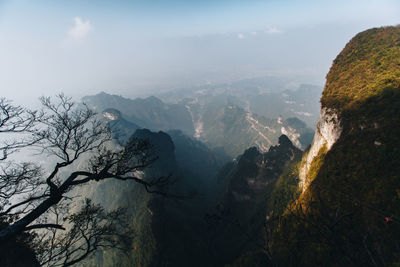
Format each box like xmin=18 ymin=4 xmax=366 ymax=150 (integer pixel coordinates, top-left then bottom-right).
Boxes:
xmin=0 ymin=1 xmax=399 ymax=266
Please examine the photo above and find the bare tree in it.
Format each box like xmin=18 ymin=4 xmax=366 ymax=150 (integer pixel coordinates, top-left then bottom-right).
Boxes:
xmin=0 ymin=98 xmax=39 ymax=159
xmin=0 ymin=94 xmax=171 ymax=265
xmin=34 ymin=199 xmax=134 ymax=267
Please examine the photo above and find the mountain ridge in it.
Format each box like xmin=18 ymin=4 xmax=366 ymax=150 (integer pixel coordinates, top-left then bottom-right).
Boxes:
xmin=271 ymin=25 xmax=400 ymax=266
xmin=84 ymin=92 xmax=314 ymax=158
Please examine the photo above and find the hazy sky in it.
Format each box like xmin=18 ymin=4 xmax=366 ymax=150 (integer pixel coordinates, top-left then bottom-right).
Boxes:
xmin=0 ymin=0 xmax=399 ymax=104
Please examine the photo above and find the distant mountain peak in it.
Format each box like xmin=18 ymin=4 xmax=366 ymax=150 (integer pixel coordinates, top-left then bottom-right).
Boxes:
xmin=102 ymin=108 xmax=121 ymax=121
xmin=278 ymin=134 xmax=292 ymax=147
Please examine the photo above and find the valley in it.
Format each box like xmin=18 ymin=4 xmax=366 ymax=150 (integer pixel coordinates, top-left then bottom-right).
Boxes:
xmin=0 ymin=1 xmax=399 ymax=265
xmin=78 ymin=25 xmax=400 ymax=267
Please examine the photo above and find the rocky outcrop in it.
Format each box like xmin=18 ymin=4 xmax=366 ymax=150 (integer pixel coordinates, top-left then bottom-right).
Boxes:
xmin=298 ymin=108 xmax=342 ymax=189
xmin=271 ymin=26 xmax=400 ymax=266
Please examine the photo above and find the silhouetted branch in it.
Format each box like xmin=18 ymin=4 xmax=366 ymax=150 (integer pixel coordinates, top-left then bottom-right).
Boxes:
xmin=24 ymin=224 xmax=65 ymax=231
xmin=0 ymin=95 xmax=177 ymax=266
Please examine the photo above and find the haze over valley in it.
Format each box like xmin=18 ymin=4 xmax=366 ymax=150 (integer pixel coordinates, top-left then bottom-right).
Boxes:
xmin=0 ymin=1 xmax=399 ymax=266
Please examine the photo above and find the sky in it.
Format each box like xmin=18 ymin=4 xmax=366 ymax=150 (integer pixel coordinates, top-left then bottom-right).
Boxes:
xmin=0 ymin=0 xmax=399 ymax=104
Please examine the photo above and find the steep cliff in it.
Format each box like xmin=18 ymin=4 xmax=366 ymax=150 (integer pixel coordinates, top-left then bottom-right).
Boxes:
xmin=299 ymin=25 xmax=400 ymax=190
xmin=274 ymin=26 xmax=400 ymax=266
xmin=209 ymin=135 xmax=302 ymax=265
xmin=298 ymin=107 xmax=341 ymax=189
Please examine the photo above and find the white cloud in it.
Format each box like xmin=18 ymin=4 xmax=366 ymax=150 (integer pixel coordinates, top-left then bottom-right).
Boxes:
xmin=250 ymin=31 xmax=257 ymax=35
xmin=264 ymin=26 xmax=282 ymax=34
xmin=238 ymin=33 xmax=245 ymax=39
xmin=68 ymin=17 xmax=92 ymax=40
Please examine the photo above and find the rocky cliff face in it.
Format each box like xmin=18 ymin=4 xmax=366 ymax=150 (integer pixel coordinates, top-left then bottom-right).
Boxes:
xmin=271 ymin=25 xmax=400 ymax=266
xmin=227 ymin=135 xmax=301 ymax=204
xmin=299 ymin=25 xmax=400 ymax=191
xmin=210 ymin=135 xmax=302 ymax=265
xmin=298 ymin=107 xmax=342 ymax=189
xmin=196 ymin=103 xmax=313 ymax=157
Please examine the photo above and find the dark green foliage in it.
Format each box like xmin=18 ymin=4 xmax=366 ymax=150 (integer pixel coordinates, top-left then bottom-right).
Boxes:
xmin=273 ymin=26 xmax=400 ymax=266
xmin=85 ymin=129 xmax=230 ymax=267
xmin=227 ymin=250 xmax=271 ymax=267
xmin=208 ymin=135 xmax=302 ymax=266
xmin=267 ymin=158 xmax=301 ymax=216
xmin=0 ymin=220 xmax=39 ymax=267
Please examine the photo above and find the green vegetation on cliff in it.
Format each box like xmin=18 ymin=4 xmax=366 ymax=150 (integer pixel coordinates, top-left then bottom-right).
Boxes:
xmin=322 ymin=25 xmax=400 ymax=111
xmin=209 ymin=135 xmax=302 ymax=266
xmin=273 ymin=26 xmax=400 ymax=266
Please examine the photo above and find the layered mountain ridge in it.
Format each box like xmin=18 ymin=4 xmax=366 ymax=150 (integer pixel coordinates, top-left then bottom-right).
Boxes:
xmin=84 ymin=92 xmax=314 ymax=158
xmin=81 ymin=25 xmax=400 ymax=267
xmin=158 ymin=80 xmax=322 ymax=127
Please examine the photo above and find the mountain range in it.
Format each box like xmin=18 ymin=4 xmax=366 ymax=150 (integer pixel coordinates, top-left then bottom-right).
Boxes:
xmin=84 ymin=90 xmax=314 ymax=158
xmin=80 ymin=25 xmax=400 ymax=266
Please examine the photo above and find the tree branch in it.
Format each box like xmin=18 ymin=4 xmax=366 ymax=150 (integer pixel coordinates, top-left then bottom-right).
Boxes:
xmin=24 ymin=224 xmax=66 ymax=231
